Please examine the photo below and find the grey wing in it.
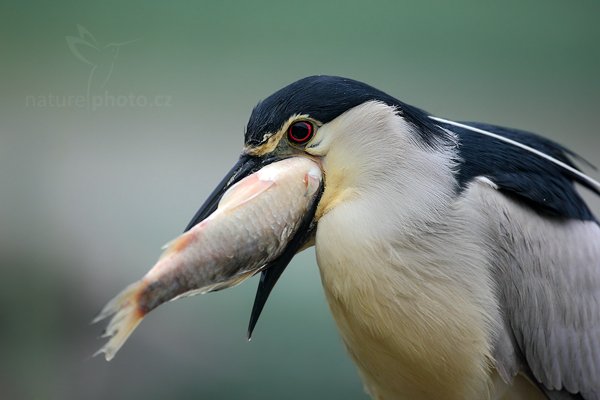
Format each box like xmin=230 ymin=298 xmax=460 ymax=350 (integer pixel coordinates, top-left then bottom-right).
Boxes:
xmin=465 ymin=180 xmax=600 ymax=399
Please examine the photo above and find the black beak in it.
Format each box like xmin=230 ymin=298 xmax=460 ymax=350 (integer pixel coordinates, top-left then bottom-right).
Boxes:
xmin=184 ymin=154 xmax=323 ymax=339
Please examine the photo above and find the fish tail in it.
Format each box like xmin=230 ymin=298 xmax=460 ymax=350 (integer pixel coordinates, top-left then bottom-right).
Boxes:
xmin=92 ymin=280 xmax=146 ymax=361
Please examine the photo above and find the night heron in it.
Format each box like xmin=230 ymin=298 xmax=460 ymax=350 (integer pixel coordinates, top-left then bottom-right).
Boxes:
xmin=196 ymin=75 xmax=600 ymax=400
xmin=101 ymin=75 xmax=600 ymax=399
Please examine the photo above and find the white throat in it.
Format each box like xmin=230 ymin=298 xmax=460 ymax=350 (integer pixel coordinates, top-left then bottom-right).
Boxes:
xmin=310 ymin=102 xmax=500 ymax=399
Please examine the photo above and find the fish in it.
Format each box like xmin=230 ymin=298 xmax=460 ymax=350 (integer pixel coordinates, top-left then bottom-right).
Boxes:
xmin=93 ymin=157 xmax=322 ymax=361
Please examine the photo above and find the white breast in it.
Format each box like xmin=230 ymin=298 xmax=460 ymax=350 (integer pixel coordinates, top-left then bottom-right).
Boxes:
xmin=307 ymin=101 xmax=503 ymax=399
xmin=315 ymin=194 xmax=498 ymax=399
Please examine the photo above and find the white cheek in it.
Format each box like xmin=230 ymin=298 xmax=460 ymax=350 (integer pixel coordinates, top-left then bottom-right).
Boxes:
xmin=305 ymin=126 xmax=335 ymax=156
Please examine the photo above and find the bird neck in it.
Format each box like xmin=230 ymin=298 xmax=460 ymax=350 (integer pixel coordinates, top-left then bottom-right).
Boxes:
xmin=314 ymin=118 xmax=499 ymax=399
xmin=316 ymin=105 xmax=459 ymax=227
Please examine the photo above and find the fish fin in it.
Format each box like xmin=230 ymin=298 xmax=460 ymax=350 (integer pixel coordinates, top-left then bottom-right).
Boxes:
xmin=158 ymin=232 xmax=195 ymax=260
xmin=170 ymin=269 xmax=260 ymax=301
xmin=92 ymin=281 xmax=145 ymax=361
xmin=217 ymin=174 xmax=274 ymax=214
xmin=160 ymin=238 xmax=174 ymax=250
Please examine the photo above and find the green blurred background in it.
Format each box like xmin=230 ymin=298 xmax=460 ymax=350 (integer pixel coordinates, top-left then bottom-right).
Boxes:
xmin=1 ymin=1 xmax=599 ymax=399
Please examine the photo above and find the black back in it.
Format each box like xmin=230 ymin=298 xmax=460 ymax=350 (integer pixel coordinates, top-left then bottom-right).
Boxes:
xmin=446 ymin=122 xmax=597 ymax=221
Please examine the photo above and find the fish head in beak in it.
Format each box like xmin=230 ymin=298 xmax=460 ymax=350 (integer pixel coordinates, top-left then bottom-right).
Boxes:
xmin=184 ymin=149 xmax=324 ymax=338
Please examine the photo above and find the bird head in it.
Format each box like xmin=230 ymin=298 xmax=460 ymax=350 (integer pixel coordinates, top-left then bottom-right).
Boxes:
xmin=185 ymin=75 xmax=456 ymax=336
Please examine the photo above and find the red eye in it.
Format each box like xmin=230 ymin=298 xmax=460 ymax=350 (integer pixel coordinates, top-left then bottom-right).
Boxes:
xmin=287 ymin=121 xmax=314 ymax=144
